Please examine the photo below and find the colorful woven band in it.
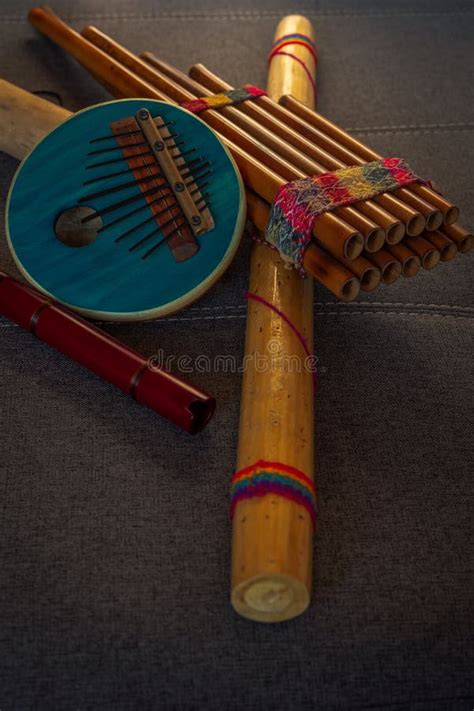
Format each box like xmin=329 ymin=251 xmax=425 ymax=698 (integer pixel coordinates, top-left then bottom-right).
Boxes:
xmin=265 ymin=158 xmax=422 ymax=275
xmin=181 ymin=85 xmax=267 ymax=114
xmin=230 ymin=460 xmax=316 ymax=526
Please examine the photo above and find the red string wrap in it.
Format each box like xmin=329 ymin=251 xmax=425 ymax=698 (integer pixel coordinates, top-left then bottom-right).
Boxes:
xmin=268 ymin=32 xmax=318 ymax=98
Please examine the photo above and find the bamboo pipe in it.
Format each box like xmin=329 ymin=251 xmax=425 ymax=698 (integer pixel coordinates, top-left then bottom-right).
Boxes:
xmin=442 ymin=223 xmax=474 ymax=254
xmin=0 ymin=76 xmax=360 ymax=301
xmin=140 ymin=54 xmax=397 ymax=252
xmin=27 ymin=8 xmax=364 ymax=263
xmin=386 ymin=242 xmax=421 ymax=277
xmin=279 ymin=95 xmax=458 ymax=227
xmin=231 ymin=15 xmax=317 ymax=623
xmin=81 ymin=24 xmax=366 ymax=261
xmin=187 ymin=64 xmax=433 ymax=237
xmin=28 ymin=6 xmax=172 ymax=102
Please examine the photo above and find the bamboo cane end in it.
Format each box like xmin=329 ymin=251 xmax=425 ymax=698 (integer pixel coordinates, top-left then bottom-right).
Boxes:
xmin=232 ymin=573 xmax=310 ymax=622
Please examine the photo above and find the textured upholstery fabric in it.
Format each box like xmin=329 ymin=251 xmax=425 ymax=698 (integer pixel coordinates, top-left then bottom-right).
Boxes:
xmin=0 ymin=1 xmax=473 ymax=709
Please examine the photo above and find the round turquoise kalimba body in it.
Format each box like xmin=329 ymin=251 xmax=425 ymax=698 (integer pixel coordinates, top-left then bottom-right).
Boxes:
xmin=6 ymin=99 xmax=245 ymax=321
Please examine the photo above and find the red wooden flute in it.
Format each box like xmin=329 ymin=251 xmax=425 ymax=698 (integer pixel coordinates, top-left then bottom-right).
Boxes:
xmin=0 ymin=272 xmax=216 ymax=433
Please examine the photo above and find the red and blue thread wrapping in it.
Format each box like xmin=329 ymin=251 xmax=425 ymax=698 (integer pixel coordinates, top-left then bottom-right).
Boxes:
xmin=268 ymin=32 xmax=318 ymax=96
xmin=230 ymin=460 xmax=317 ymax=526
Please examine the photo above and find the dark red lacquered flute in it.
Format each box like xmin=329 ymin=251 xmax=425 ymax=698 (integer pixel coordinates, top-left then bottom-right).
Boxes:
xmin=0 ymin=272 xmax=216 ymax=433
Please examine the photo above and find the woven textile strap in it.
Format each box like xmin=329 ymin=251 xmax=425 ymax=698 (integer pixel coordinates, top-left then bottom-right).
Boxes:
xmin=230 ymin=460 xmax=316 ymax=526
xmin=265 ymin=158 xmax=423 ymax=275
xmin=181 ymin=85 xmax=267 ymax=114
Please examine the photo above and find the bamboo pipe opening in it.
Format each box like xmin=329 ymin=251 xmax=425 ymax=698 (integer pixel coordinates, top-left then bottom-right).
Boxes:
xmin=425 ymin=209 xmax=444 ymax=231
xmin=406 ymin=213 xmax=426 ymax=237
xmin=402 ymin=255 xmax=421 ymax=277
xmin=380 ymin=260 xmax=402 ymax=284
xmin=421 ymin=248 xmax=441 ymax=269
xmin=345 ymin=233 xmax=365 ymax=260
xmin=445 ymin=205 xmax=460 ymax=225
xmin=365 ymin=227 xmax=385 ymax=253
xmin=341 ymin=277 xmax=360 ymax=301
xmin=385 ymin=222 xmax=405 ymax=245
xmin=439 ymin=241 xmax=458 ymax=262
xmin=458 ymin=233 xmax=474 ymax=253
xmin=359 ymin=266 xmax=381 ymax=292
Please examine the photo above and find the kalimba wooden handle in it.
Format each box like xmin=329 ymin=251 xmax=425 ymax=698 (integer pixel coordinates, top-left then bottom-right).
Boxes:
xmin=0 ymin=78 xmax=70 ymax=160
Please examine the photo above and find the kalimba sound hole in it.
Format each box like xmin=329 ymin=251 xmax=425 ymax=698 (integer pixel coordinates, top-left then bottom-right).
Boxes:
xmin=54 ymin=206 xmax=102 ymax=247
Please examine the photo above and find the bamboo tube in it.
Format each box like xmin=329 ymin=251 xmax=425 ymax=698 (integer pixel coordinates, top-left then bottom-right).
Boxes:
xmin=27 ymin=8 xmax=364 ymax=262
xmin=188 ymin=64 xmax=433 ymax=237
xmin=442 ymin=223 xmax=474 ymax=254
xmin=0 ymin=78 xmax=70 ymax=159
xmin=231 ymin=15 xmax=317 ymax=622
xmin=280 ymin=95 xmax=458 ymax=226
xmin=28 ymin=7 xmax=171 ymax=102
xmin=425 ymin=231 xmax=458 ymax=262
xmin=81 ymin=24 xmax=368 ymax=261
xmin=366 ymin=249 xmax=402 ymax=285
xmin=387 ymin=242 xmax=422 ymax=277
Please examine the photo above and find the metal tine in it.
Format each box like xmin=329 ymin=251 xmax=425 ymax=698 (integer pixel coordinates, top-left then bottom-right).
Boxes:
xmin=98 ymin=193 xmax=174 ymax=232
xmin=178 ymin=156 xmax=204 ymax=172
xmin=89 ymin=120 xmax=174 ymax=143
xmin=114 ymin=201 xmax=178 ymax=242
xmin=80 ymin=171 xmax=165 ymax=202
xmin=84 ymin=168 xmax=209 ymax=204
xmin=81 ymin=184 xmax=173 ymax=223
xmin=190 ymin=182 xmax=209 ymax=196
xmin=130 ymin=214 xmax=186 ymax=252
xmin=86 ymin=150 xmax=153 ymax=169
xmin=142 ymin=221 xmax=188 ymax=260
xmin=83 ymin=163 xmax=157 ymax=186
xmin=196 ymin=194 xmax=210 ymax=211
xmin=180 ymin=160 xmax=210 ymax=177
xmin=114 ymin=186 xmax=210 ymax=241
xmin=87 ymin=141 xmax=148 ymax=156
xmin=172 ymin=147 xmax=197 ymax=160
xmin=82 ymin=156 xmax=199 ymax=185
xmin=187 ymin=170 xmax=212 ymax=186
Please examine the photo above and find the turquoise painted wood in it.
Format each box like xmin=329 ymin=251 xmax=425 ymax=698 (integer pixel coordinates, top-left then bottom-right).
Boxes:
xmin=6 ymin=99 xmax=245 ymax=321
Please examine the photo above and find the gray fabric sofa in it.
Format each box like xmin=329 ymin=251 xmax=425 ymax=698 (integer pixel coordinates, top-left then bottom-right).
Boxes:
xmin=1 ymin=1 xmax=472 ymax=708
